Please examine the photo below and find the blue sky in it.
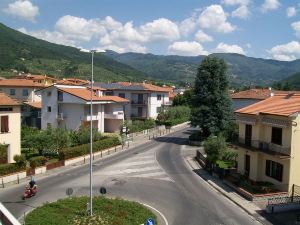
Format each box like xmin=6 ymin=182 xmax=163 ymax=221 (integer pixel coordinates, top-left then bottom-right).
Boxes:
xmin=1 ymin=0 xmax=300 ymax=60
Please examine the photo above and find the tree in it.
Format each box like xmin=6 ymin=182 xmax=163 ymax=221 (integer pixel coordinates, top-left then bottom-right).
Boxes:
xmin=191 ymin=57 xmax=232 ymax=137
xmin=204 ymin=135 xmax=227 ymax=165
xmin=172 ymin=89 xmax=193 ymax=106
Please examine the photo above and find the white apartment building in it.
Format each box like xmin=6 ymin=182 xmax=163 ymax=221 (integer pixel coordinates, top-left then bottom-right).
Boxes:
xmin=95 ymin=82 xmax=171 ymax=120
xmin=0 ymin=93 xmax=21 ymax=163
xmin=40 ymin=85 xmax=128 ymax=133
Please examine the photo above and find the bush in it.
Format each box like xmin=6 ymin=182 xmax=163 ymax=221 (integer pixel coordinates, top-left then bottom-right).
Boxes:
xmin=59 ymin=136 xmax=121 ymax=160
xmin=13 ymin=154 xmax=27 ymax=168
xmin=126 ymin=119 xmax=156 ymax=133
xmin=0 ymin=163 xmax=25 ymax=176
xmin=157 ymin=106 xmax=190 ymax=127
xmin=204 ymin=135 xmax=227 ymax=165
xmin=189 ymin=131 xmax=204 ymax=142
xmin=29 ymin=156 xmax=47 ymax=168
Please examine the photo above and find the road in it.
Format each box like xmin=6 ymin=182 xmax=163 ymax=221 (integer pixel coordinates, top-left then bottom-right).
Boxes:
xmin=0 ymin=128 xmax=261 ymax=225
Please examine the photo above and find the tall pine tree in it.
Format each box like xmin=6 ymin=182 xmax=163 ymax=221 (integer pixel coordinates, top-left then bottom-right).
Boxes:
xmin=191 ymin=57 xmax=232 ymax=137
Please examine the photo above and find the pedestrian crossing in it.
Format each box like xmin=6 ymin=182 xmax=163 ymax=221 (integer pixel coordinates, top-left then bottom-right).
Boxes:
xmin=94 ymin=149 xmax=173 ymax=182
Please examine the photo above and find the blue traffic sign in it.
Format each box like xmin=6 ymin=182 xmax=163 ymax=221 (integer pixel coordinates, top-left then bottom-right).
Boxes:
xmin=146 ymin=218 xmax=155 ymax=225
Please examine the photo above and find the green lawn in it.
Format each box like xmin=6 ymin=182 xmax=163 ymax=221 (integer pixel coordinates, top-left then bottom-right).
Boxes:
xmin=25 ymin=196 xmax=157 ymax=225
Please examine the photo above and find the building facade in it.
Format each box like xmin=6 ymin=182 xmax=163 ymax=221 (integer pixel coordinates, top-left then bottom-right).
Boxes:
xmin=40 ymin=85 xmax=128 ymax=133
xmin=235 ymin=93 xmax=300 ymax=192
xmin=95 ymin=82 xmax=170 ymax=120
xmin=0 ymin=93 xmax=21 ymax=163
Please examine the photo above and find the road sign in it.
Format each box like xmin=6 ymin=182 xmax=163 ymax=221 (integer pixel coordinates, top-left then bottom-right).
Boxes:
xmin=146 ymin=218 xmax=155 ymax=225
xmin=99 ymin=186 xmax=107 ymax=195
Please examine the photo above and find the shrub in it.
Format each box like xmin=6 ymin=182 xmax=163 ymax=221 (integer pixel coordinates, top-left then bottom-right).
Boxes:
xmin=222 ymin=151 xmax=238 ymax=161
xmin=13 ymin=154 xmax=27 ymax=168
xmin=0 ymin=163 xmax=24 ymax=176
xmin=59 ymin=136 xmax=121 ymax=160
xmin=125 ymin=119 xmax=156 ymax=133
xmin=0 ymin=144 xmax=8 ymax=163
xmin=189 ymin=131 xmax=204 ymax=142
xmin=29 ymin=156 xmax=47 ymax=168
xmin=204 ymin=135 xmax=227 ymax=165
xmin=157 ymin=106 xmax=190 ymax=127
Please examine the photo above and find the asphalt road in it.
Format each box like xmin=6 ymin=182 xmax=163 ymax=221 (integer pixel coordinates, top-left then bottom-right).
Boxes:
xmin=0 ymin=128 xmax=261 ymax=225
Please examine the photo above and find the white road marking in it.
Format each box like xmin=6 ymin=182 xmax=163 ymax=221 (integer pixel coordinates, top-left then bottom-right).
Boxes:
xmin=142 ymin=203 xmax=169 ymax=225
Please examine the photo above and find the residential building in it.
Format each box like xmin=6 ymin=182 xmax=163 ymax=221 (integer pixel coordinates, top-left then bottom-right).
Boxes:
xmin=13 ymin=74 xmax=57 ymax=85
xmin=95 ymin=82 xmax=170 ymax=120
xmin=40 ymin=85 xmax=128 ymax=133
xmin=0 ymin=79 xmax=45 ymax=128
xmin=234 ymin=93 xmax=300 ymax=192
xmin=56 ymin=78 xmax=90 ymax=86
xmin=231 ymin=88 xmax=300 ymax=110
xmin=0 ymin=92 xmax=21 ymax=163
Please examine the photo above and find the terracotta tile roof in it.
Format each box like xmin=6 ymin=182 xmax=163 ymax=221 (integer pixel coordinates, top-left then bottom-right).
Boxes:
xmin=231 ymin=89 xmax=272 ymax=100
xmin=24 ymin=101 xmax=42 ymax=109
xmin=169 ymin=92 xmax=176 ymax=100
xmin=55 ymin=80 xmax=80 ymax=85
xmin=58 ymin=88 xmax=129 ymax=103
xmin=0 ymin=79 xmax=46 ymax=88
xmin=236 ymin=93 xmax=300 ymax=117
xmin=64 ymin=78 xmax=90 ymax=84
xmin=0 ymin=92 xmax=21 ymax=106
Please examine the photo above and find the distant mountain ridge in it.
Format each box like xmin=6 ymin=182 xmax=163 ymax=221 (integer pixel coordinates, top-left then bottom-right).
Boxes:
xmin=103 ymin=50 xmax=300 ymax=86
xmin=0 ymin=23 xmax=147 ymax=82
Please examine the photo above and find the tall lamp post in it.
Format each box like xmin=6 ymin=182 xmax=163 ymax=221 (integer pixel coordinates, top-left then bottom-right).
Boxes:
xmin=89 ymin=49 xmax=96 ymax=216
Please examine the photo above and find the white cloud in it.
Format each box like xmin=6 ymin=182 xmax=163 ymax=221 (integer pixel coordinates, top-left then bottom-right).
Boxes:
xmin=198 ymin=5 xmax=236 ymax=33
xmin=214 ymin=42 xmax=246 ymax=54
xmin=179 ymin=17 xmax=197 ymax=37
xmin=140 ymin=18 xmax=180 ymax=42
xmin=4 ymin=0 xmax=39 ymax=22
xmin=268 ymin=41 xmax=300 ymax=61
xmin=168 ymin=41 xmax=208 ymax=56
xmin=287 ymin=7 xmax=297 ymax=18
xmin=291 ymin=21 xmax=300 ymax=38
xmin=222 ymin=0 xmax=250 ymax=6
xmin=232 ymin=5 xmax=250 ymax=19
xmin=194 ymin=30 xmax=213 ymax=43
xmin=261 ymin=0 xmax=280 ymax=13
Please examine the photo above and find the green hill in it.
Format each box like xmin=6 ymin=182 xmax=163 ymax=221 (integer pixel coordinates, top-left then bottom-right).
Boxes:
xmin=103 ymin=50 xmax=300 ymax=86
xmin=0 ymin=23 xmax=147 ymax=82
xmin=277 ymin=71 xmax=300 ymax=90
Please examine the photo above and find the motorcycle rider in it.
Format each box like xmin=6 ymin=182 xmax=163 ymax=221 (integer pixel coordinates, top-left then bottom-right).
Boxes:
xmin=28 ymin=175 xmax=37 ymax=195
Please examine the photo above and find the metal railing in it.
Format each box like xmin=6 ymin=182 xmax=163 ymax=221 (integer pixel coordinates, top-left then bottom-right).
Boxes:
xmin=237 ymin=138 xmax=291 ymax=155
xmin=131 ymin=100 xmax=147 ymax=105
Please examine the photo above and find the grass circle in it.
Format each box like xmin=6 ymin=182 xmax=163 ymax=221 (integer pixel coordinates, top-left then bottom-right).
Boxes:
xmin=25 ymin=196 xmax=157 ymax=225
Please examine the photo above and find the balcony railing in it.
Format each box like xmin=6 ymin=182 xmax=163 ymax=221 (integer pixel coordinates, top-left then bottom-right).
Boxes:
xmin=81 ymin=114 xmax=98 ymax=121
xmin=237 ymin=138 xmax=291 ymax=156
xmin=104 ymin=112 xmax=124 ymax=119
xmin=130 ymin=114 xmax=147 ymax=119
xmin=131 ymin=100 xmax=147 ymax=105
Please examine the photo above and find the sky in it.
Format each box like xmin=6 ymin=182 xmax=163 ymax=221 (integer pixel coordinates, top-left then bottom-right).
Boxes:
xmin=1 ymin=0 xmax=300 ymax=61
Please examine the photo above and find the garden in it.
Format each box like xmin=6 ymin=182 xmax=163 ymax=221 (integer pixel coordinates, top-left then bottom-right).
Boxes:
xmin=24 ymin=196 xmax=157 ymax=225
xmin=0 ymin=125 xmax=121 ymax=176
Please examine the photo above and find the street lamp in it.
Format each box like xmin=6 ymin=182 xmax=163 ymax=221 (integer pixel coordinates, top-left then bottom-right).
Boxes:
xmin=89 ymin=49 xmax=96 ymax=216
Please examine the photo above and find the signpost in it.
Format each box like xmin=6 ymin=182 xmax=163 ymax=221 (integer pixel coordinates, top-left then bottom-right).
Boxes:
xmin=99 ymin=186 xmax=107 ymax=195
xmin=66 ymin=188 xmax=73 ymax=197
xmin=146 ymin=218 xmax=155 ymax=225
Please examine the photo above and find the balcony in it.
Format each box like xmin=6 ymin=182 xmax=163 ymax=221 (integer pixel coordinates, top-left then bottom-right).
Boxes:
xmin=131 ymin=100 xmax=147 ymax=105
xmin=130 ymin=114 xmax=147 ymax=119
xmin=81 ymin=114 xmax=98 ymax=121
xmin=57 ymin=112 xmax=67 ymax=120
xmin=104 ymin=112 xmax=124 ymax=120
xmin=236 ymin=138 xmax=291 ymax=157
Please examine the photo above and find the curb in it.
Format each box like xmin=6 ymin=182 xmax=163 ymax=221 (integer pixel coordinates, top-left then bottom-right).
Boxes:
xmin=185 ymin=157 xmax=268 ymax=225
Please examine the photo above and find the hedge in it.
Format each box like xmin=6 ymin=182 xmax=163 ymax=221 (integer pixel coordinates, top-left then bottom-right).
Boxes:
xmin=0 ymin=163 xmax=25 ymax=176
xmin=59 ymin=136 xmax=121 ymax=160
xmin=29 ymin=156 xmax=47 ymax=168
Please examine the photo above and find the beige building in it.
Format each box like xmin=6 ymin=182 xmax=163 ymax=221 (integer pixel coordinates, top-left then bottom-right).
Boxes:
xmin=235 ymin=93 xmax=300 ymax=192
xmin=0 ymin=93 xmax=21 ymax=163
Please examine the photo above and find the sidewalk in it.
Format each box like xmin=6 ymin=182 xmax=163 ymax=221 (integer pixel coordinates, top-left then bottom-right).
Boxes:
xmin=185 ymin=155 xmax=272 ymax=225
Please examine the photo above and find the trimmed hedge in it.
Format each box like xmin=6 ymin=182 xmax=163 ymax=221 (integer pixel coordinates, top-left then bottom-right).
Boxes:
xmin=59 ymin=136 xmax=121 ymax=160
xmin=0 ymin=163 xmax=25 ymax=176
xmin=29 ymin=156 xmax=47 ymax=168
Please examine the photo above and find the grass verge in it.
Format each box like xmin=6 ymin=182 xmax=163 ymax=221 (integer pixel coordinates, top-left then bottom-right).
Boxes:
xmin=25 ymin=196 xmax=157 ymax=225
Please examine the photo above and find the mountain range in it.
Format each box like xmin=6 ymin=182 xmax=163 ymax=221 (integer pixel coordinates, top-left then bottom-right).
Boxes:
xmin=1 ymin=22 xmax=300 ymax=87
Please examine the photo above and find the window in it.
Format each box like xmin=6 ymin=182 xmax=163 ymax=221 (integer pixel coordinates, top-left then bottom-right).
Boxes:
xmin=47 ymin=91 xmax=52 ymax=97
xmin=0 ymin=116 xmax=9 ymax=133
xmin=10 ymin=89 xmax=15 ymax=96
xmin=271 ymin=127 xmax=282 ymax=145
xmin=58 ymin=91 xmax=63 ymax=101
xmin=47 ymin=106 xmax=51 ymax=112
xmin=22 ymin=89 xmax=29 ymax=96
xmin=0 ymin=107 xmax=12 ymax=112
xmin=265 ymin=160 xmax=283 ymax=182
xmin=106 ymin=91 xmax=113 ymax=96
xmin=118 ymin=93 xmax=125 ymax=98
xmin=157 ymin=107 xmax=161 ymax=113
xmin=157 ymin=94 xmax=162 ymax=101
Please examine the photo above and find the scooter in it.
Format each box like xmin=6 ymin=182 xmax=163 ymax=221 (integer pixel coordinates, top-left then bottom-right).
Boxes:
xmin=22 ymin=185 xmax=37 ymax=200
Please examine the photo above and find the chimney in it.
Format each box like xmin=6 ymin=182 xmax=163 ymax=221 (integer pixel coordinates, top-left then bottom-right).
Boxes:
xmin=269 ymin=87 xmax=274 ymax=97
xmin=97 ymin=90 xmax=102 ymax=97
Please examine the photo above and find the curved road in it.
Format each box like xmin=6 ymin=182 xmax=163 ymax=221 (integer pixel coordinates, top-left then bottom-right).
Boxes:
xmin=0 ymin=128 xmax=260 ymax=225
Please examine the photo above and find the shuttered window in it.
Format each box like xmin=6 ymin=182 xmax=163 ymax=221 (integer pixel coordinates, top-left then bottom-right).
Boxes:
xmin=0 ymin=116 xmax=9 ymax=133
